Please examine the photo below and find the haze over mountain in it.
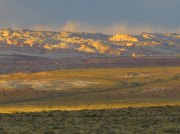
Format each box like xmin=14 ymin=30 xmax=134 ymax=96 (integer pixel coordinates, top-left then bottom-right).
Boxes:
xmin=0 ymin=28 xmax=179 ymax=58
xmin=1 ymin=0 xmax=180 ymax=34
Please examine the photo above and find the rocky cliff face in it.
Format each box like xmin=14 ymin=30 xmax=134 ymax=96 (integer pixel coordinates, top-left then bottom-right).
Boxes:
xmin=0 ymin=28 xmax=179 ymax=58
xmin=109 ymin=34 xmax=138 ymax=42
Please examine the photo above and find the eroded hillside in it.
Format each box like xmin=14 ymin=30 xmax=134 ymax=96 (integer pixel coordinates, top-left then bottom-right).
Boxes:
xmin=0 ymin=28 xmax=179 ymax=58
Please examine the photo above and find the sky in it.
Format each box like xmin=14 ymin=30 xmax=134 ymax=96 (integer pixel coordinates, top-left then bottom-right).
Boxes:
xmin=0 ymin=0 xmax=180 ymax=34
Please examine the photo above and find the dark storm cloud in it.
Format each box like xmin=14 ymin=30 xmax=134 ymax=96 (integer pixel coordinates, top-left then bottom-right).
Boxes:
xmin=0 ymin=0 xmax=180 ymax=34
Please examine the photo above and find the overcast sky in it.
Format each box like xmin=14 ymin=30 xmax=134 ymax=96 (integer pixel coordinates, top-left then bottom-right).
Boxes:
xmin=0 ymin=0 xmax=180 ymax=34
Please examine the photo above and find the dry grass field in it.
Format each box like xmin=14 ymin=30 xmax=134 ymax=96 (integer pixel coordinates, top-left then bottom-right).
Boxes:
xmin=0 ymin=106 xmax=180 ymax=134
xmin=0 ymin=67 xmax=180 ymax=133
xmin=0 ymin=66 xmax=179 ymax=112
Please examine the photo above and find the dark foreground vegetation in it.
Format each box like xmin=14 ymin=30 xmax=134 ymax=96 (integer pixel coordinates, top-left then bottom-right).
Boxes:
xmin=0 ymin=106 xmax=180 ymax=134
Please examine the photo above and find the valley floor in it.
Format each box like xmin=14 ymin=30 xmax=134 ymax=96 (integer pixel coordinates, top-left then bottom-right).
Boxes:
xmin=0 ymin=66 xmax=179 ymax=112
xmin=0 ymin=66 xmax=179 ymax=133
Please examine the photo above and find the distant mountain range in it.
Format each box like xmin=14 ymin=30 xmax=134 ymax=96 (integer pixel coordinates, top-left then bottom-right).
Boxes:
xmin=0 ymin=28 xmax=179 ymax=58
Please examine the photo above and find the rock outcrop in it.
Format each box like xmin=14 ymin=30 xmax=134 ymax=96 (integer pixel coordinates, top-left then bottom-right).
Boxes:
xmin=109 ymin=34 xmax=138 ymax=42
xmin=0 ymin=28 xmax=179 ymax=58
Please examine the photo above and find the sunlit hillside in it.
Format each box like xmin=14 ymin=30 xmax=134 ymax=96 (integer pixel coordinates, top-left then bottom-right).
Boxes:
xmin=0 ymin=29 xmax=180 ymax=58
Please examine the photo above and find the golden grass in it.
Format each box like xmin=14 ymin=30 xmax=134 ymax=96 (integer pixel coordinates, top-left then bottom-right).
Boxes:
xmin=0 ymin=66 xmax=179 ymax=113
xmin=0 ymin=102 xmax=180 ymax=114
